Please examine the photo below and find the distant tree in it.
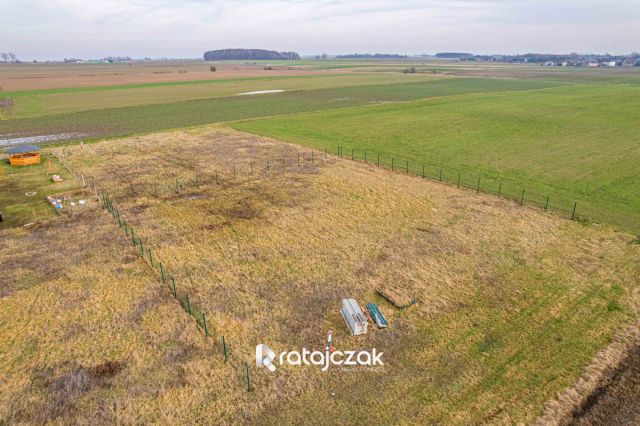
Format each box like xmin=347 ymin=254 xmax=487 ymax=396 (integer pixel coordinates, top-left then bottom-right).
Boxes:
xmin=209 ymin=65 xmax=216 ymax=72
xmin=8 ymin=53 xmax=16 ymax=62
xmin=321 ymin=53 xmax=328 ymax=60
xmin=1 ymin=53 xmax=8 ymax=63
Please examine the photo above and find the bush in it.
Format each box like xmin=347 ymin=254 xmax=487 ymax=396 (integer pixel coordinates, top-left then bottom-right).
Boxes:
xmin=403 ymin=67 xmax=416 ymax=74
xmin=209 ymin=65 xmax=216 ymax=72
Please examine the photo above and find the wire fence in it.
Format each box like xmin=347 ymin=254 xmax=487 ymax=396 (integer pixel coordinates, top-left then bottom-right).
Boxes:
xmin=52 ymin=149 xmax=257 ymax=393
xmin=335 ymin=145 xmax=582 ymax=221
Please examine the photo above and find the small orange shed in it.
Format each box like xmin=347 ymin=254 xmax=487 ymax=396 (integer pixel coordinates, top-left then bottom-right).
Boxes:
xmin=6 ymin=145 xmax=41 ymax=166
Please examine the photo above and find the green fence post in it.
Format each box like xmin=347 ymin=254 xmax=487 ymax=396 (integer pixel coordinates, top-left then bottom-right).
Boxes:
xmin=545 ymin=195 xmax=550 ymax=210
xmin=520 ymin=189 xmax=525 ymax=205
xmin=203 ymin=313 xmax=209 ymax=337
xmin=148 ymin=248 xmax=153 ymax=267
xmin=171 ymin=276 xmax=176 ymax=297
xmin=337 ymin=145 xmax=340 ymax=156
xmin=160 ymin=262 xmax=165 ymax=283
xmin=351 ymin=148 xmax=354 ymax=161
xmin=364 ymin=151 xmax=367 ymax=163
xmin=476 ymin=177 xmax=481 ymax=193
xmin=377 ymin=153 xmax=380 ymax=166
xmin=139 ymin=239 xmax=144 ymax=256
xmin=222 ymin=336 xmax=228 ymax=362
xmin=571 ymin=202 xmax=577 ymax=220
xmin=457 ymin=172 xmax=461 ymax=188
xmin=246 ymin=365 xmax=252 ymax=392
xmin=185 ymin=294 xmax=191 ymax=315
xmin=175 ymin=178 xmax=179 ymax=194
xmin=498 ymin=183 xmax=502 ymax=197
xmin=439 ymin=169 xmax=443 ymax=181
xmin=124 ymin=221 xmax=129 ymax=236
xmin=406 ymin=160 xmax=409 ymax=174
xmin=422 ymin=164 xmax=425 ymax=178
xmin=391 ymin=158 xmax=394 ymax=171
xmin=131 ymin=227 xmax=136 ymax=245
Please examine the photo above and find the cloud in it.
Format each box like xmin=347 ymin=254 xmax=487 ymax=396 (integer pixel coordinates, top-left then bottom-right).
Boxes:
xmin=1 ymin=0 xmax=638 ymax=59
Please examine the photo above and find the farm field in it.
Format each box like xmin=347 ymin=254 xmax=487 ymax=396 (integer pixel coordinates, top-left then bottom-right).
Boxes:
xmin=0 ymin=60 xmax=328 ymax=92
xmin=0 ymin=77 xmax=567 ymax=142
xmin=234 ymin=83 xmax=640 ymax=232
xmin=1 ymin=73 xmax=446 ymax=119
xmin=11 ymin=127 xmax=633 ymax=424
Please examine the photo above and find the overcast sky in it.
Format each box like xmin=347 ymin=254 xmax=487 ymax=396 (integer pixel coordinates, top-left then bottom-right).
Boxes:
xmin=2 ymin=0 xmax=639 ymax=60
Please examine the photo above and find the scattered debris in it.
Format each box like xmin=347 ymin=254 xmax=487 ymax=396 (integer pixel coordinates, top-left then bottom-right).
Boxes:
xmin=51 ymin=174 xmax=64 ymax=182
xmin=25 ymin=191 xmax=37 ymax=197
xmin=366 ymin=303 xmax=388 ymax=328
xmin=341 ymin=299 xmax=368 ymax=336
xmin=377 ymin=287 xmax=416 ymax=309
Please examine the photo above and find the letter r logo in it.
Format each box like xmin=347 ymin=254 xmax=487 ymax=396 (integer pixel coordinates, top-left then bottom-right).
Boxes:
xmin=256 ymin=344 xmax=276 ymax=372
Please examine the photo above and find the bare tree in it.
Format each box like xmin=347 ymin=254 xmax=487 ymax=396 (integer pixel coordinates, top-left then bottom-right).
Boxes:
xmin=8 ymin=53 xmax=16 ymax=63
xmin=0 ymin=53 xmax=8 ymax=63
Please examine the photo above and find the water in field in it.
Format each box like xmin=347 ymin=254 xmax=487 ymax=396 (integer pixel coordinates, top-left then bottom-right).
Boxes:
xmin=0 ymin=133 xmax=86 ymax=147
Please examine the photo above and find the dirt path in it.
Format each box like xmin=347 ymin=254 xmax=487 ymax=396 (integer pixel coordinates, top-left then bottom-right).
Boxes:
xmin=570 ymin=344 xmax=640 ymax=425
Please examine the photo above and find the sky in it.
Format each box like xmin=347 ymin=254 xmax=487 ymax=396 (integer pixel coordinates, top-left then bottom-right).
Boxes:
xmin=1 ymin=0 xmax=639 ymax=60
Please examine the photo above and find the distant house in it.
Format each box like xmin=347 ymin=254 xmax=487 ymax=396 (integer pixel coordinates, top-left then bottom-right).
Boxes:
xmin=588 ymin=62 xmax=600 ymax=67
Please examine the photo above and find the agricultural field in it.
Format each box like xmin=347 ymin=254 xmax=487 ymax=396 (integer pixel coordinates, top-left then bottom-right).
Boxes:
xmin=0 ymin=60 xmax=327 ymax=92
xmin=0 ymin=77 xmax=567 ymax=142
xmin=1 ymin=60 xmax=640 ymax=424
xmin=0 ymin=73 xmax=447 ymax=119
xmin=3 ymin=127 xmax=634 ymax=423
xmin=234 ymin=83 xmax=640 ymax=232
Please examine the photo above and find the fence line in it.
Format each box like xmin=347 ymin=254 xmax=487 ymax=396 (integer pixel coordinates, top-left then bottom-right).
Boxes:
xmin=51 ymin=149 xmax=256 ymax=393
xmin=334 ymin=144 xmax=582 ymax=222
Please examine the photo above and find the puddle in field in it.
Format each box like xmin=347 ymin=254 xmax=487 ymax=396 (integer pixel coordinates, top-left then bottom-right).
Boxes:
xmin=236 ymin=90 xmax=286 ymax=96
xmin=0 ymin=133 xmax=86 ymax=147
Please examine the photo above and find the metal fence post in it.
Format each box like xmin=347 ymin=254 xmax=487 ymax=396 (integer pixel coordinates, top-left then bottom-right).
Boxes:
xmin=222 ymin=336 xmax=228 ymax=362
xmin=520 ymin=189 xmax=525 ymax=205
xmin=571 ymin=202 xmax=577 ymax=220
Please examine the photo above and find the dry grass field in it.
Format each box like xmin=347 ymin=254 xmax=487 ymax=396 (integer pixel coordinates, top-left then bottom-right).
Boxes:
xmin=4 ymin=127 xmax=630 ymax=424
xmin=0 ymin=203 xmax=262 ymax=424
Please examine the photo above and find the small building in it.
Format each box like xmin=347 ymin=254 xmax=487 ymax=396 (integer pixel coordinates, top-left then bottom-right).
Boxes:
xmin=341 ymin=299 xmax=368 ymax=336
xmin=5 ymin=145 xmax=41 ymax=166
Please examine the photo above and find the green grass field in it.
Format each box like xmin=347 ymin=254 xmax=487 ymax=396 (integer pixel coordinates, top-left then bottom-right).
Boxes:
xmin=0 ymin=155 xmax=77 ymax=227
xmin=233 ymin=84 xmax=640 ymax=232
xmin=0 ymin=77 xmax=566 ymax=141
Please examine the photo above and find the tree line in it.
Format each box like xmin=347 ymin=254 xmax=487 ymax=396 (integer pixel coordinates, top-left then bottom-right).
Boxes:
xmin=1 ymin=53 xmax=18 ymax=63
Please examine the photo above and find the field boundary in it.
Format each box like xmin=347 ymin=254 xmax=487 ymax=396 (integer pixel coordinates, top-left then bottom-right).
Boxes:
xmin=332 ymin=144 xmax=584 ymax=222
